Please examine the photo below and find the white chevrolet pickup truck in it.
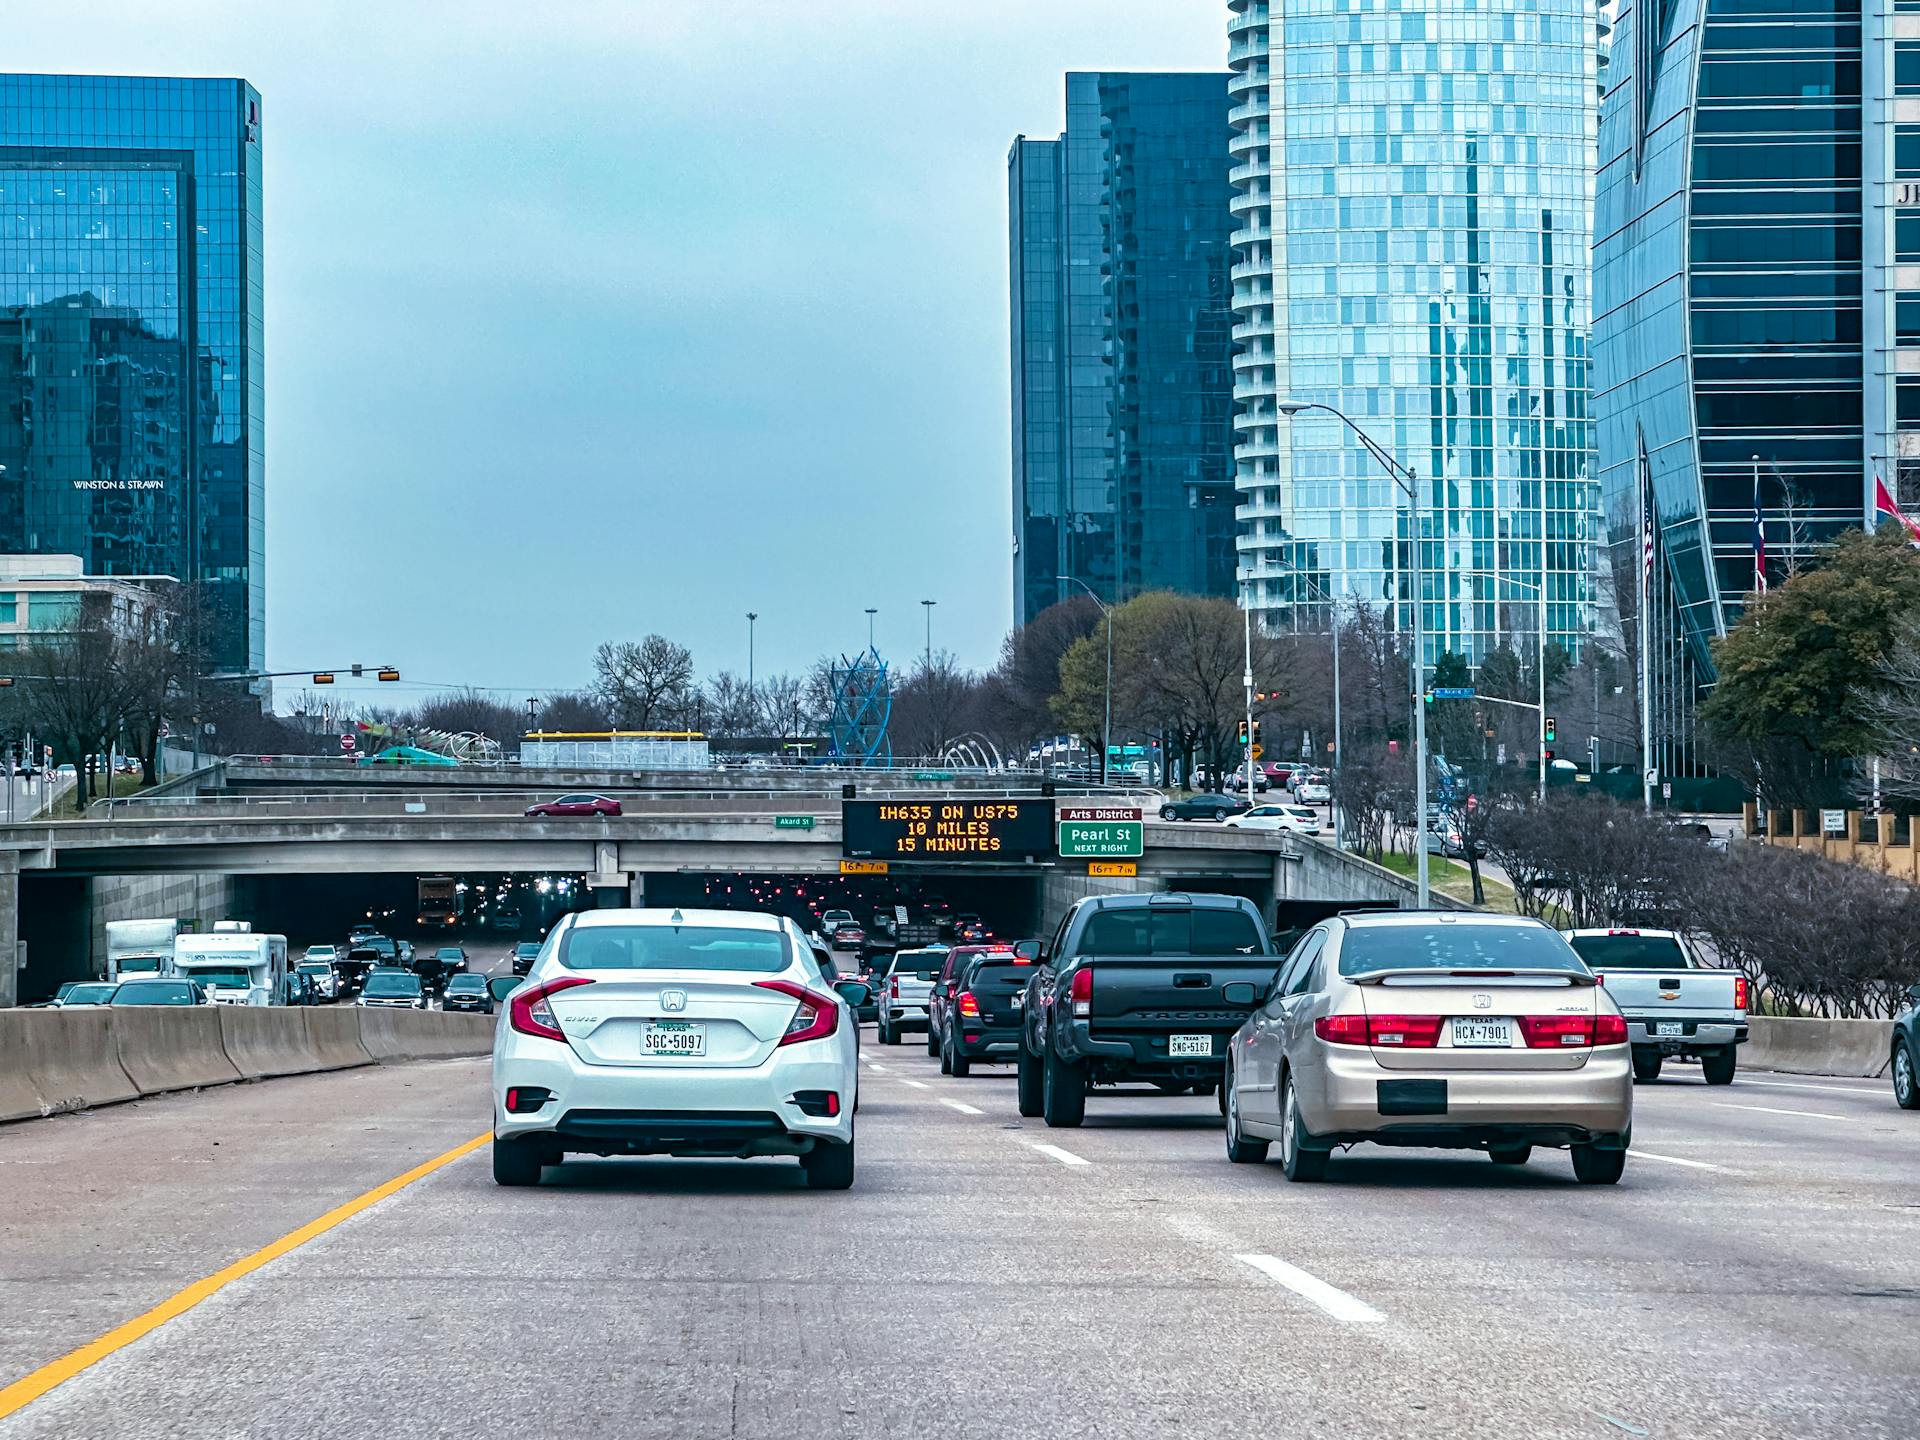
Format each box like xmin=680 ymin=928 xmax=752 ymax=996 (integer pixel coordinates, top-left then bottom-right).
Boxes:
xmin=1562 ymin=928 xmax=1749 ymax=1085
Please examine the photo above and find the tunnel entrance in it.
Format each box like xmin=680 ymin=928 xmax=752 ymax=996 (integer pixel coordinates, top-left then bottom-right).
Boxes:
xmin=643 ymin=871 xmax=1045 ymax=952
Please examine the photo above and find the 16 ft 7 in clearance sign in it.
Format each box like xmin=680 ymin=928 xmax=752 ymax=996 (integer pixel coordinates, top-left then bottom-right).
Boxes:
xmin=841 ymin=799 xmax=1056 ymax=861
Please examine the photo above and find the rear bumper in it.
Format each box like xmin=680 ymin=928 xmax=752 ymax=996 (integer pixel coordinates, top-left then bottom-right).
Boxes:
xmin=883 ymin=1002 xmax=928 ymax=1030
xmin=952 ymin=1024 xmax=1022 ymax=1061
xmin=493 ymin=1036 xmax=854 ymax=1156
xmin=1059 ymin=1019 xmax=1233 ymax=1077
xmin=1626 ymin=1018 xmax=1747 ymax=1049
xmin=1300 ymin=1046 xmax=1633 ymax=1147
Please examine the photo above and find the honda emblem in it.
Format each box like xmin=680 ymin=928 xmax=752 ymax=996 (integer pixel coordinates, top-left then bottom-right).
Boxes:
xmin=1472 ymin=993 xmax=1492 ymax=1010
xmin=660 ymin=989 xmax=688 ymax=1013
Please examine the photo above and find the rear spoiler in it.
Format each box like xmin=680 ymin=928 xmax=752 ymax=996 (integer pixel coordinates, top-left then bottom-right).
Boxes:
xmin=1347 ymin=967 xmax=1597 ymax=987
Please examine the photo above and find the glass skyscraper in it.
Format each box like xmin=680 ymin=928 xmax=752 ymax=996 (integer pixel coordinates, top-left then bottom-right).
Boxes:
xmin=1009 ymin=72 xmax=1237 ymax=626
xmin=1595 ymin=2 xmax=1893 ymax=774
xmin=1229 ymin=1 xmax=1599 ymax=667
xmin=0 ymin=74 xmax=264 ymax=673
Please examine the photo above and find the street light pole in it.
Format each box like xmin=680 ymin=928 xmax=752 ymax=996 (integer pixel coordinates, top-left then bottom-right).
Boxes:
xmin=864 ymin=607 xmax=877 ymax=654
xmin=920 ymin=599 xmax=936 ymax=677
xmin=1057 ymin=575 xmax=1113 ymax=785
xmin=1279 ymin=401 xmax=1428 ymax=907
xmin=1241 ymin=583 xmax=1257 ymax=799
xmin=746 ymin=612 xmax=758 ymax=710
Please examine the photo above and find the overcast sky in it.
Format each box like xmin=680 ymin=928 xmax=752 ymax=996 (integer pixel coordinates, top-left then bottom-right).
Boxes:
xmin=9 ymin=2 xmax=1227 ymax=706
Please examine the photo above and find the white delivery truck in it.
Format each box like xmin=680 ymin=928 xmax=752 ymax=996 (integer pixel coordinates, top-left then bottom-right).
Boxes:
xmin=105 ymin=918 xmax=180 ymax=983
xmin=172 ymin=932 xmax=289 ymax=1006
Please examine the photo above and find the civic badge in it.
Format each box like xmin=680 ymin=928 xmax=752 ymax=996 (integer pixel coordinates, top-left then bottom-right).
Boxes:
xmin=1472 ymin=993 xmax=1492 ymax=1010
xmin=660 ymin=989 xmax=688 ymax=1012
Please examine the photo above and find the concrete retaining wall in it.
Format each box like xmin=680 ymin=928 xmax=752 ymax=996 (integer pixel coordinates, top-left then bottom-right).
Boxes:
xmin=1745 ymin=1016 xmax=1895 ymax=1078
xmin=0 ymin=1006 xmax=490 ymax=1124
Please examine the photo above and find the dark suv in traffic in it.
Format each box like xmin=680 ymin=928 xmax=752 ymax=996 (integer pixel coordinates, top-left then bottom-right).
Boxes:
xmin=940 ymin=949 xmax=1035 ymax=1076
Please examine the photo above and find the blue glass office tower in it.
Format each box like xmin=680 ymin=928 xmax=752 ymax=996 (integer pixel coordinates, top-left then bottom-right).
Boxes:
xmin=1009 ymin=72 xmax=1237 ymax=626
xmin=1594 ymin=2 xmax=1890 ymax=775
xmin=0 ymin=75 xmax=264 ymax=672
xmin=1229 ymin=1 xmax=1599 ymax=666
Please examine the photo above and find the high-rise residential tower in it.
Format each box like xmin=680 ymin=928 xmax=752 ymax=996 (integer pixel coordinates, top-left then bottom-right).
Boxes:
xmin=1228 ymin=1 xmax=1599 ymax=667
xmin=1009 ymin=72 xmax=1237 ymax=625
xmin=1595 ymin=1 xmax=1896 ymax=775
xmin=0 ymin=75 xmax=265 ymax=673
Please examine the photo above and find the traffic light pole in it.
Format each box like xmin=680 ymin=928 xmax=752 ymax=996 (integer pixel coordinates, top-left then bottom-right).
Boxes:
xmin=1241 ymin=594 xmax=1257 ymax=801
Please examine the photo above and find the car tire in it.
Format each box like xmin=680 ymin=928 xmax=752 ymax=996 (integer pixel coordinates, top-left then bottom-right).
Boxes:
xmin=1277 ymin=1071 xmax=1327 ymax=1182
xmin=1571 ymin=1144 xmax=1626 ymax=1185
xmin=1632 ymin=1050 xmax=1663 ymax=1083
xmin=947 ymin=1034 xmax=971 ymax=1078
xmin=1893 ymin=1041 xmax=1920 ymax=1110
xmin=1042 ymin=1048 xmax=1086 ymax=1128
xmin=1160 ymin=805 xmax=1177 ymax=820
xmin=1017 ymin=1047 xmax=1044 ymax=1117
xmin=802 ymin=1129 xmax=856 ymax=1191
xmin=1488 ymin=1145 xmax=1532 ymax=1166
xmin=877 ymin=1020 xmax=894 ymax=1045
xmin=491 ymin=1134 xmax=547 ymax=1188
xmin=938 ymin=1036 xmax=953 ymax=1075
xmin=1700 ymin=1048 xmax=1737 ymax=1086
xmin=1224 ymin=1065 xmax=1269 ymax=1164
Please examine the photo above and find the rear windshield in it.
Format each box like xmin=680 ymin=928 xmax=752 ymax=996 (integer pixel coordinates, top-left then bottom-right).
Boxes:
xmin=1564 ymin=934 xmax=1690 ymax=970
xmin=888 ymin=951 xmax=945 ymax=980
xmin=965 ymin=960 xmax=1033 ymax=989
xmin=561 ymin=925 xmax=790 ymax=972
xmin=1338 ymin=923 xmax=1586 ymax=977
xmin=1079 ymin=907 xmax=1267 ymax=957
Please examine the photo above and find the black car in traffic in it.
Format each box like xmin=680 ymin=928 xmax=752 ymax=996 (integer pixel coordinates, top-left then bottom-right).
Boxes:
xmin=940 ymin=950 xmax=1035 ymax=1076
xmin=441 ymin=973 xmax=496 ymax=1015
xmin=1159 ymin=794 xmax=1250 ymax=822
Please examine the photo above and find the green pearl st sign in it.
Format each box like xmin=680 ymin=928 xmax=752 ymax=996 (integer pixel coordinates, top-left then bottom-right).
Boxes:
xmin=1056 ymin=805 xmax=1144 ymax=859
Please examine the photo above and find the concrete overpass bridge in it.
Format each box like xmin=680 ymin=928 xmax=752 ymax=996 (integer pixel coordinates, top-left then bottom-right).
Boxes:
xmin=0 ymin=781 xmax=1440 ymax=1005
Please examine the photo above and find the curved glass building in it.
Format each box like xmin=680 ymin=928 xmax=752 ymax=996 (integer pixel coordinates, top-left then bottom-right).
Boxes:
xmin=1229 ymin=0 xmax=1600 ymax=667
xmin=1595 ymin=1 xmax=1889 ymax=772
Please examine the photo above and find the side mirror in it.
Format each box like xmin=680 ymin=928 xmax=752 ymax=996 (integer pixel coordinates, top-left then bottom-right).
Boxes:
xmin=487 ymin=977 xmax=523 ymax=1004
xmin=1908 ymin=982 xmax=1920 ymax=1005
xmin=834 ymin=980 xmax=872 ymax=1009
xmin=1013 ymin=940 xmax=1043 ymax=963
xmin=1222 ymin=981 xmax=1258 ymax=1007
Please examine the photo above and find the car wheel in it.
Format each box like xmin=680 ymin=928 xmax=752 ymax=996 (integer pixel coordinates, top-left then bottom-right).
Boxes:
xmin=947 ymin=1033 xmax=971 ymax=1078
xmin=1042 ymin=1048 xmax=1086 ymax=1128
xmin=1160 ymin=806 xmax=1177 ymax=820
xmin=491 ymin=1134 xmax=547 ymax=1188
xmin=1277 ymin=1071 xmax=1327 ymax=1182
xmin=1488 ymin=1145 xmax=1532 ymax=1166
xmin=1632 ymin=1050 xmax=1663 ymax=1083
xmin=925 ymin=1026 xmax=940 ymax=1057
xmin=1571 ymin=1144 xmax=1626 ymax=1185
xmin=876 ymin=1019 xmax=892 ymax=1045
xmin=801 ymin=1128 xmax=856 ymax=1191
xmin=1224 ymin=1065 xmax=1269 ymax=1164
xmin=1700 ymin=1048 xmax=1737 ymax=1086
xmin=938 ymin=1034 xmax=953 ymax=1075
xmin=1017 ymin=1047 xmax=1044 ymax=1117
xmin=1893 ymin=1041 xmax=1920 ymax=1110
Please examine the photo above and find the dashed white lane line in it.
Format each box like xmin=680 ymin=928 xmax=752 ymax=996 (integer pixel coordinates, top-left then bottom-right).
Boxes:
xmin=1713 ymin=1102 xmax=1852 ymax=1123
xmin=940 ymin=1098 xmax=983 ymax=1116
xmin=1630 ymin=1149 xmax=1736 ymax=1173
xmin=865 ymin=1062 xmax=889 ymax=1073
xmin=900 ymin=1079 xmax=929 ymax=1090
xmin=1234 ymin=1253 xmax=1387 ymax=1325
xmin=1027 ymin=1142 xmax=1090 ymax=1167
xmin=1737 ymin=1078 xmax=1886 ymax=1098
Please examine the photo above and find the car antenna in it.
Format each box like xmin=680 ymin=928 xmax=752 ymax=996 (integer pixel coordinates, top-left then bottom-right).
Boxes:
xmin=669 ymin=908 xmax=684 ymax=926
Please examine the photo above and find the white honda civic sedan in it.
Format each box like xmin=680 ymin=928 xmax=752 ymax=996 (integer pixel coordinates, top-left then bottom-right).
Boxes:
xmin=491 ymin=908 xmax=867 ymax=1189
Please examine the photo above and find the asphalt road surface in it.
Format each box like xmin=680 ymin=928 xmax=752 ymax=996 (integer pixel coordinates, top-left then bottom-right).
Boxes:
xmin=0 ymin=1043 xmax=1912 ymax=1439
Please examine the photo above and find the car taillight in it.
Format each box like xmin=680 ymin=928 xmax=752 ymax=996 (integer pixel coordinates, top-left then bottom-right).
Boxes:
xmin=509 ymin=975 xmax=593 ymax=1042
xmin=957 ymin=991 xmax=980 ymax=1019
xmin=1070 ymin=966 xmax=1093 ymax=1019
xmin=889 ymin=977 xmax=900 ymax=999
xmin=1732 ymin=975 xmax=1749 ymax=1010
xmin=1519 ymin=1014 xmax=1597 ymax=1048
xmin=1314 ymin=1014 xmax=1369 ymax=1045
xmin=1593 ymin=1013 xmax=1628 ymax=1046
xmin=754 ymin=979 xmax=839 ymax=1046
xmin=1363 ymin=1015 xmax=1444 ymax=1047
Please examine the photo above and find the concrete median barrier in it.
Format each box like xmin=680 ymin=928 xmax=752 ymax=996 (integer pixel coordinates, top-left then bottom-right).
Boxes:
xmin=356 ymin=1008 xmax=493 ymax=1063
xmin=1746 ymin=1016 xmax=1895 ymax=1078
xmin=111 ymin=1006 xmax=243 ymax=1095
xmin=304 ymin=1006 xmax=375 ymax=1070
xmin=22 ymin=1010 xmax=140 ymax=1116
xmin=219 ymin=1006 xmax=329 ymax=1080
xmin=0 ymin=1011 xmax=42 ymax=1121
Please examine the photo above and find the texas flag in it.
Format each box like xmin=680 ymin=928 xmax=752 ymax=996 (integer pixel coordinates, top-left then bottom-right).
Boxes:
xmin=1873 ymin=474 xmax=1920 ymax=549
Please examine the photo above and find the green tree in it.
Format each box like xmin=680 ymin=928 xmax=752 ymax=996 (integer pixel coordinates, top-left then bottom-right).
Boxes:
xmin=1701 ymin=526 xmax=1920 ymax=807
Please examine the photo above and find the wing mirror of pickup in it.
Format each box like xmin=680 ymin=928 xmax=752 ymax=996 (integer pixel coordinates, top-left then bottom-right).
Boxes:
xmin=1013 ymin=940 xmax=1043 ymax=963
xmin=1222 ymin=981 xmax=1260 ymax=1007
xmin=1907 ymin=982 xmax=1920 ymax=1005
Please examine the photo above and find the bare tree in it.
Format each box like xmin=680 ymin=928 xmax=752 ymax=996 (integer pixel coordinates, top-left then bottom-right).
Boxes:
xmin=592 ymin=635 xmax=694 ymax=730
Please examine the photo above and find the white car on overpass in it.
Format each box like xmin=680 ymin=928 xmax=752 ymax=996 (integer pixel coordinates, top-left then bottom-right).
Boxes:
xmin=491 ymin=908 xmax=868 ymax=1190
xmin=1223 ymin=804 xmax=1323 ymax=835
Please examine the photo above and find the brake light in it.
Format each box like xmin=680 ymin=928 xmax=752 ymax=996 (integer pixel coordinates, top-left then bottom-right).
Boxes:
xmin=509 ymin=975 xmax=594 ymax=1042
xmin=1314 ymin=1014 xmax=1369 ymax=1045
xmin=889 ymin=977 xmax=900 ymax=999
xmin=957 ymin=991 xmax=980 ymax=1019
xmin=1519 ymin=1014 xmax=1595 ymax=1048
xmin=1732 ymin=975 xmax=1748 ymax=1010
xmin=1363 ymin=1014 xmax=1444 ymax=1047
xmin=754 ymin=979 xmax=840 ymax=1046
xmin=1593 ymin=1013 xmax=1628 ymax=1046
xmin=1070 ymin=966 xmax=1093 ymax=1018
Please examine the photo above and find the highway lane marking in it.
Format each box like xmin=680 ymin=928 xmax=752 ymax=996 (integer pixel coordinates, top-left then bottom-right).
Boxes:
xmin=1027 ymin=1142 xmax=1091 ymax=1167
xmin=1712 ymin=1102 xmax=1852 ymax=1123
xmin=1234 ymin=1254 xmax=1387 ymax=1326
xmin=900 ymin=1079 xmax=929 ymax=1090
xmin=0 ymin=1130 xmax=489 ymax=1422
xmin=864 ymin=1062 xmax=889 ymax=1073
xmin=1738 ymin=1079 xmax=1887 ymax=1098
xmin=940 ymin=1098 xmax=984 ymax=1116
xmin=1630 ymin=1149 xmax=1736 ymax=1173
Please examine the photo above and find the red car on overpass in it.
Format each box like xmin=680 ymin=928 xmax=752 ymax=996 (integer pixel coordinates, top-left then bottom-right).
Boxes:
xmin=523 ymin=794 xmax=623 ymax=818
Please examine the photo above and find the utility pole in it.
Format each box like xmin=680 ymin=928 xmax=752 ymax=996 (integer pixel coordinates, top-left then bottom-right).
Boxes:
xmin=864 ymin=607 xmax=878 ymax=653
xmin=1241 ymin=587 xmax=1258 ymax=801
xmin=1057 ymin=575 xmax=1113 ymax=785
xmin=920 ymin=599 xmax=936 ymax=676
xmin=526 ymin=696 xmax=538 ymax=735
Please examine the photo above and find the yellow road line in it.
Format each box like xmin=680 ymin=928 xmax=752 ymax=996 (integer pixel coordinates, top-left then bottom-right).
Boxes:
xmin=0 ymin=1131 xmax=489 ymax=1420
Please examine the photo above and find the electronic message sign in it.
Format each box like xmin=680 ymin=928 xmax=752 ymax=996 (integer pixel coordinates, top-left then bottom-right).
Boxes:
xmin=841 ymin=799 xmax=1056 ymax=861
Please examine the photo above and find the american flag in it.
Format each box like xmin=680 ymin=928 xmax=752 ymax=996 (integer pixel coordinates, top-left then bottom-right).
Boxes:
xmin=1752 ymin=467 xmax=1767 ymax=595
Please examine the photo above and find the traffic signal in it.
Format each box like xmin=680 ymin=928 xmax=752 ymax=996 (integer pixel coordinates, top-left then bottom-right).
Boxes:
xmin=1544 ymin=749 xmax=1556 ymax=763
xmin=1545 ymin=715 xmax=1557 ymax=743
xmin=312 ymin=672 xmax=335 ymax=685
xmin=1237 ymin=719 xmax=1249 ymax=744
xmin=377 ymin=669 xmax=401 ymax=682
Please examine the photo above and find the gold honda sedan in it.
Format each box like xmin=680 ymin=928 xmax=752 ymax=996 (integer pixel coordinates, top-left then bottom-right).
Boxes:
xmin=1222 ymin=912 xmax=1632 ymax=1183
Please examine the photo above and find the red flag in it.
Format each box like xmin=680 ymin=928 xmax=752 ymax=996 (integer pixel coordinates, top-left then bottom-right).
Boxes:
xmin=1873 ymin=474 xmax=1920 ymax=549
